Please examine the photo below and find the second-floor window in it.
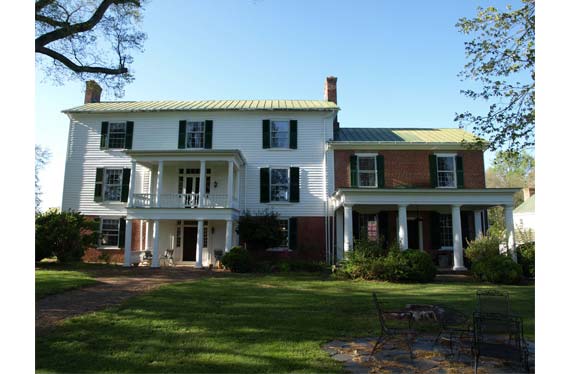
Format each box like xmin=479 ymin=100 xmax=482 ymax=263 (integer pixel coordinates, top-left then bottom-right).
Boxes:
xmin=357 ymin=155 xmax=378 ymax=187
xmin=104 ymin=169 xmax=123 ymax=201
xmin=271 ymin=168 xmax=289 ymax=202
xmin=186 ymin=121 xmax=205 ymax=148
xmin=108 ymin=122 xmax=126 ymax=148
xmin=271 ymin=120 xmax=289 ymax=148
xmin=436 ymin=155 xmax=456 ymax=188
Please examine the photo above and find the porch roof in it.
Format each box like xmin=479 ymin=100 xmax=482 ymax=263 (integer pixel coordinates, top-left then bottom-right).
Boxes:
xmin=124 ymin=149 xmax=246 ymax=166
xmin=332 ymin=188 xmax=519 ymax=208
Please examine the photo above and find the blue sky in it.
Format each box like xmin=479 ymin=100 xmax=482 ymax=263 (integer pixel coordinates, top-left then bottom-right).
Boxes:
xmin=35 ymin=0 xmax=520 ymax=210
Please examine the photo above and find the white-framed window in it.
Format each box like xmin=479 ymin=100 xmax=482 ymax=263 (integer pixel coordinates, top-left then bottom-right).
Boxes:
xmin=436 ymin=154 xmax=457 ymax=188
xmin=186 ymin=121 xmax=205 ymax=148
xmin=357 ymin=155 xmax=378 ymax=188
xmin=103 ymin=169 xmax=123 ymax=201
xmin=271 ymin=120 xmax=289 ymax=148
xmin=279 ymin=219 xmax=289 ymax=247
xmin=440 ymin=214 xmax=453 ymax=249
xmin=100 ymin=218 xmax=120 ymax=247
xmin=270 ymin=168 xmax=289 ymax=202
xmin=107 ymin=122 xmax=127 ymax=149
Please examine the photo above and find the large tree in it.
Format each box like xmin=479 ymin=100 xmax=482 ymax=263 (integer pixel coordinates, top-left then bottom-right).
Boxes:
xmin=455 ymin=0 xmax=534 ymax=154
xmin=35 ymin=0 xmax=147 ymax=96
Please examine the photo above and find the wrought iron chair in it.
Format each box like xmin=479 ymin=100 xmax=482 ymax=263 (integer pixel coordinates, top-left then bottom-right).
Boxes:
xmin=369 ymin=292 xmax=417 ymax=360
xmin=432 ymin=306 xmax=472 ymax=357
xmin=476 ymin=289 xmax=511 ymax=317
xmin=472 ymin=313 xmax=529 ymax=373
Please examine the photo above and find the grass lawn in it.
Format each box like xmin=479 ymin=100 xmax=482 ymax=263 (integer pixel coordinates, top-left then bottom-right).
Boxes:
xmin=36 ymin=270 xmax=98 ymax=299
xmin=36 ymin=274 xmax=534 ymax=373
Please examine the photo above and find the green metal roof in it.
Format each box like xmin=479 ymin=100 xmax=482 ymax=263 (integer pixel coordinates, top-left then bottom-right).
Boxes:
xmin=335 ymin=128 xmax=481 ymax=143
xmin=514 ymin=195 xmax=535 ymax=214
xmin=63 ymin=100 xmax=340 ymax=113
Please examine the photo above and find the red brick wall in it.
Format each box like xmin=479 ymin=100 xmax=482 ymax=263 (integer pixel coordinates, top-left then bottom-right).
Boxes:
xmin=334 ymin=150 xmax=485 ymax=189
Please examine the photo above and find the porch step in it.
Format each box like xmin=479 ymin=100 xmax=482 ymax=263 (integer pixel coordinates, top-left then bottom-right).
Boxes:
xmin=437 ymin=268 xmax=471 ymax=275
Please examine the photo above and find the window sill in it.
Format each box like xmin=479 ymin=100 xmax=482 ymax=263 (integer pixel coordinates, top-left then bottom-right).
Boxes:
xmin=98 ymin=246 xmax=121 ymax=250
xmin=435 ymin=186 xmax=458 ymax=189
xmin=266 ymin=201 xmax=294 ymax=205
xmin=358 ymin=185 xmax=379 ymax=189
xmin=266 ymin=148 xmax=294 ymax=151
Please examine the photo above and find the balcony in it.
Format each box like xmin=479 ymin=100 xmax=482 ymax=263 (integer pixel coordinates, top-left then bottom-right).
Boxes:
xmin=132 ymin=193 xmax=238 ymax=209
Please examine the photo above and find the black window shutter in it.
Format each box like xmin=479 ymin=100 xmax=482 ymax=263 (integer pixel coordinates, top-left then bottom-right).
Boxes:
xmin=118 ymin=217 xmax=126 ymax=248
xmin=289 ymin=217 xmax=298 ymax=250
xmin=262 ymin=120 xmax=270 ymax=149
xmin=289 ymin=167 xmax=300 ymax=202
xmin=121 ymin=168 xmax=131 ymax=203
xmin=429 ymin=155 xmax=437 ymax=187
xmin=377 ymin=155 xmax=385 ymax=188
xmin=125 ymin=121 xmax=134 ymax=149
xmin=350 ymin=155 xmax=358 ymax=187
xmin=94 ymin=168 xmax=104 ymax=202
xmin=431 ymin=212 xmax=441 ymax=249
xmin=455 ymin=155 xmax=464 ymax=188
xmin=260 ymin=167 xmax=270 ymax=203
xmin=100 ymin=122 xmax=109 ymax=149
xmin=289 ymin=120 xmax=298 ymax=149
xmin=204 ymin=120 xmax=213 ymax=149
xmin=178 ymin=120 xmax=187 ymax=149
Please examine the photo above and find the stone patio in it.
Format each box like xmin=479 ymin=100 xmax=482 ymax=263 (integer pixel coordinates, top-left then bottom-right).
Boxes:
xmin=322 ymin=336 xmax=535 ymax=374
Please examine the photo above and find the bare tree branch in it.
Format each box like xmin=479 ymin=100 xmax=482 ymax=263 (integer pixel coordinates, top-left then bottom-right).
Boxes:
xmin=37 ymin=45 xmax=128 ymax=75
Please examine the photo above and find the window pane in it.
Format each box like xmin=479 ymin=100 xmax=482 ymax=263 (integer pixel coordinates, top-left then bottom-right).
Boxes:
xmin=271 ymin=169 xmax=288 ymax=184
xmin=440 ymin=214 xmax=453 ymax=247
xmin=104 ymin=186 xmax=121 ymax=201
xmin=101 ymin=219 xmax=119 ymax=246
xmin=279 ymin=220 xmax=288 ymax=247
xmin=186 ymin=122 xmax=205 ymax=148
xmin=271 ymin=136 xmax=289 ymax=148
xmin=271 ymin=121 xmax=289 ymax=148
xmin=271 ymin=186 xmax=289 ymax=201
xmin=359 ymin=172 xmax=377 ymax=187
xmin=437 ymin=156 xmax=455 ymax=171
xmin=358 ymin=157 xmax=376 ymax=171
xmin=271 ymin=121 xmax=288 ymax=133
xmin=108 ymin=123 xmax=126 ymax=148
xmin=437 ymin=171 xmax=456 ymax=187
xmin=104 ymin=170 xmax=123 ymax=201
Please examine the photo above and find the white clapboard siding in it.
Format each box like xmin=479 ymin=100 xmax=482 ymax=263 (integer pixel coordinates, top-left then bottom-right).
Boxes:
xmin=62 ymin=111 xmax=335 ymax=218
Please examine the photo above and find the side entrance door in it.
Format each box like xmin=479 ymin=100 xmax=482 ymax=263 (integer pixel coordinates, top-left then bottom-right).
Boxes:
xmin=407 ymin=219 xmax=420 ymax=249
xmin=183 ymin=226 xmax=197 ymax=261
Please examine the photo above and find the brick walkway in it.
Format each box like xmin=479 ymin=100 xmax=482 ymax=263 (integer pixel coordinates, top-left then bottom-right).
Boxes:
xmin=36 ymin=266 xmax=217 ymax=336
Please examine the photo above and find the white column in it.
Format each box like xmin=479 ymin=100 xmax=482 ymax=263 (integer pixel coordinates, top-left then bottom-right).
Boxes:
xmin=504 ymin=205 xmax=517 ymax=262
xmin=225 ymin=219 xmax=233 ymax=253
xmin=151 ymin=220 xmax=160 ymax=268
xmin=398 ymin=205 xmax=408 ymax=250
xmin=155 ymin=160 xmax=164 ymax=208
xmin=336 ymin=208 xmax=344 ymax=261
xmin=198 ymin=161 xmax=206 ymax=208
xmin=139 ymin=219 xmax=143 ymax=252
xmin=123 ymin=218 xmax=133 ymax=267
xmin=236 ymin=165 xmax=241 ymax=204
xmin=343 ymin=205 xmax=353 ymax=253
xmin=227 ymin=160 xmax=234 ymax=208
xmin=195 ymin=220 xmax=204 ymax=268
xmin=474 ymin=209 xmax=483 ymax=238
xmin=452 ymin=205 xmax=466 ymax=270
xmin=127 ymin=160 xmax=137 ymax=207
xmin=145 ymin=220 xmax=151 ymax=250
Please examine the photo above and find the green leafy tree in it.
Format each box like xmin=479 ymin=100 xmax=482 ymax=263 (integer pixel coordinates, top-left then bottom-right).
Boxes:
xmin=237 ymin=209 xmax=284 ymax=251
xmin=35 ymin=209 xmax=98 ymax=262
xmin=486 ymin=150 xmax=534 ymax=235
xmin=35 ymin=145 xmax=52 ymax=213
xmin=35 ymin=0 xmax=147 ymax=96
xmin=455 ymin=0 xmax=534 ymax=154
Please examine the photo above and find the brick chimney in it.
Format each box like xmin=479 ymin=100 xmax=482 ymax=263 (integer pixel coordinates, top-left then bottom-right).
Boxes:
xmin=324 ymin=76 xmax=339 ymax=135
xmin=84 ymin=80 xmax=102 ymax=104
xmin=523 ymin=187 xmax=535 ymax=201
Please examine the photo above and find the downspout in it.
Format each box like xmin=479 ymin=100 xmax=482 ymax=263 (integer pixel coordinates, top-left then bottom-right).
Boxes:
xmin=322 ymin=109 xmax=337 ymax=265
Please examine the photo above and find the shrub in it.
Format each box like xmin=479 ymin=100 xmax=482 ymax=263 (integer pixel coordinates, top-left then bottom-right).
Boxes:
xmin=221 ymin=246 xmax=253 ymax=273
xmin=517 ymin=242 xmax=535 ymax=278
xmin=237 ymin=209 xmax=285 ymax=251
xmin=471 ymin=254 xmax=523 ymax=284
xmin=465 ymin=235 xmax=502 ymax=262
xmin=35 ymin=209 xmax=97 ymax=263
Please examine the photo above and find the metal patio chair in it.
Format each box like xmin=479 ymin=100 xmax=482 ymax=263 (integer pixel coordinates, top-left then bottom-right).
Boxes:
xmin=161 ymin=248 xmax=176 ymax=267
xmin=369 ymin=292 xmax=417 ymax=360
xmin=432 ymin=306 xmax=472 ymax=357
xmin=476 ymin=289 xmax=511 ymax=317
xmin=472 ymin=313 xmax=529 ymax=373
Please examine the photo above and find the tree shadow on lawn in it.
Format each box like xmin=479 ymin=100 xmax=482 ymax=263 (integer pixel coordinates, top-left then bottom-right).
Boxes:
xmin=35 ymin=275 xmax=534 ymax=373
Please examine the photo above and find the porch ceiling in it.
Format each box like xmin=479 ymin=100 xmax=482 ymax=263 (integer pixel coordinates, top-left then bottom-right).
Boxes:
xmin=332 ymin=188 xmax=519 ymax=208
xmin=125 ymin=149 xmax=246 ymax=168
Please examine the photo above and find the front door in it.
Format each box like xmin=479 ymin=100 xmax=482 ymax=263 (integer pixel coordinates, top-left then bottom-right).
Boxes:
xmin=183 ymin=227 xmax=197 ymax=261
xmin=407 ymin=219 xmax=420 ymax=249
xmin=178 ymin=169 xmax=211 ymax=208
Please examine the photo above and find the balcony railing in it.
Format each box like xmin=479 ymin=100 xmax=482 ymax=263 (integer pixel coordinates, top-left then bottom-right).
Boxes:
xmin=131 ymin=193 xmax=237 ymax=209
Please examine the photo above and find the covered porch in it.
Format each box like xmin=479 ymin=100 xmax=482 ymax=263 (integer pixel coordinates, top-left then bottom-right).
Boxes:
xmin=332 ymin=188 xmax=519 ymax=270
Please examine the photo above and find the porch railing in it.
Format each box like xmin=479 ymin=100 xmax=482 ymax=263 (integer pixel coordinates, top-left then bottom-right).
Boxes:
xmin=131 ymin=193 xmax=234 ymax=209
